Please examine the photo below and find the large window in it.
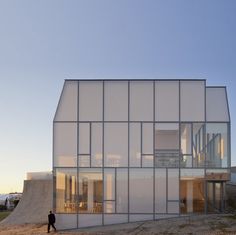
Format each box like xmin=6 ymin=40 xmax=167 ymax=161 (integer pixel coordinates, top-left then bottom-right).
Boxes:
xmin=180 ymin=123 xmax=192 ymax=167
xmin=180 ymin=169 xmax=205 ymax=214
xmin=55 ymin=168 xmax=77 ymax=213
xmin=206 ymin=123 xmax=229 ymax=168
xmin=155 ymin=123 xmax=179 ymax=167
xmin=193 ymin=123 xmax=205 ymax=167
xmin=79 ymin=169 xmax=103 ymax=213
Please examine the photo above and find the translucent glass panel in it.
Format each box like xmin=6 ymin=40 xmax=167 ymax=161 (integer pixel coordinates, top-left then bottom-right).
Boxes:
xmin=130 ymin=123 xmax=141 ymax=167
xmin=155 ymin=169 xmax=166 ymax=213
xmin=91 ymin=123 xmax=102 ymax=167
xmin=168 ymin=202 xmax=179 ymax=214
xmin=54 ymin=81 xmax=78 ymax=121
xmin=130 ymin=169 xmax=153 ymax=213
xmin=55 ymin=168 xmax=77 ymax=213
xmin=104 ymin=201 xmax=115 ymax=213
xmin=78 ymin=169 xmax=103 ymax=213
xmin=56 ymin=214 xmax=77 ymax=230
xmin=142 ymin=123 xmax=154 ymax=154
xmin=78 ymin=214 xmax=102 ymax=227
xmin=78 ymin=155 xmax=90 ymax=167
xmin=193 ymin=123 xmax=205 ymax=167
xmin=54 ymin=123 xmax=77 ymax=167
xmin=155 ymin=81 xmax=179 ymax=121
xmin=116 ymin=169 xmax=128 ymax=213
xmin=180 ymin=81 xmax=205 ymax=121
xmin=79 ymin=81 xmax=103 ymax=121
xmin=104 ymin=81 xmax=128 ymax=121
xmin=79 ymin=123 xmax=90 ymax=154
xmin=104 ymin=214 xmax=128 ymax=225
xmin=104 ymin=169 xmax=115 ymax=200
xmin=206 ymin=87 xmax=229 ymax=121
xmin=104 ymin=123 xmax=128 ymax=167
xmin=130 ymin=81 xmax=153 ymax=121
xmin=155 ymin=123 xmax=179 ymax=167
xmin=206 ymin=123 xmax=229 ymax=168
xmin=168 ymin=169 xmax=179 ymax=201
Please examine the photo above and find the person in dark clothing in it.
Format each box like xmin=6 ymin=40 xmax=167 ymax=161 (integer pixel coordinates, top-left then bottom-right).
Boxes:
xmin=48 ymin=211 xmax=56 ymax=233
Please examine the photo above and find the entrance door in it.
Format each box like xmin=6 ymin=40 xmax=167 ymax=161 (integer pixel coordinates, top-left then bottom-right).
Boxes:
xmin=207 ymin=182 xmax=225 ymax=212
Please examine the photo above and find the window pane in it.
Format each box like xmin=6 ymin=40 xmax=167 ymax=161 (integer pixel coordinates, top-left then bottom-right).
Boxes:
xmin=79 ymin=123 xmax=90 ymax=154
xmin=130 ymin=169 xmax=153 ymax=213
xmin=155 ymin=81 xmax=179 ymax=121
xmin=78 ymin=155 xmax=90 ymax=167
xmin=180 ymin=81 xmax=205 ymax=121
xmin=104 ymin=169 xmax=115 ymax=200
xmin=91 ymin=123 xmax=102 ymax=167
xmin=56 ymin=168 xmax=77 ymax=213
xmin=181 ymin=155 xmax=192 ymax=168
xmin=155 ymin=169 xmax=166 ymax=213
xmin=54 ymin=81 xmax=78 ymax=121
xmin=130 ymin=81 xmax=153 ymax=121
xmin=168 ymin=169 xmax=179 ymax=200
xmin=168 ymin=202 xmax=179 ymax=214
xmin=206 ymin=87 xmax=229 ymax=122
xmin=181 ymin=124 xmax=191 ymax=154
xmin=104 ymin=123 xmax=128 ymax=167
xmin=116 ymin=169 xmax=128 ymax=213
xmin=193 ymin=123 xmax=205 ymax=167
xmin=155 ymin=123 xmax=179 ymax=167
xmin=104 ymin=201 xmax=115 ymax=213
xmin=180 ymin=169 xmax=205 ymax=214
xmin=142 ymin=123 xmax=153 ymax=155
xmin=104 ymin=214 xmax=128 ymax=225
xmin=130 ymin=123 xmax=141 ymax=167
xmin=79 ymin=81 xmax=103 ymax=121
xmin=104 ymin=81 xmax=128 ymax=121
xmin=54 ymin=123 xmax=77 ymax=167
xmin=79 ymin=169 xmax=103 ymax=213
xmin=142 ymin=155 xmax=153 ymax=167
xmin=78 ymin=214 xmax=102 ymax=227
xmin=206 ymin=123 xmax=229 ymax=168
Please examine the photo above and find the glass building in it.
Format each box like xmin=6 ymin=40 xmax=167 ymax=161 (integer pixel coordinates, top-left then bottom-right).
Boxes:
xmin=53 ymin=79 xmax=230 ymax=229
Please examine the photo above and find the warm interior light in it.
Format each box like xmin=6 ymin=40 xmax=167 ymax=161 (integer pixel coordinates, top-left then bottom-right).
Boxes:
xmin=221 ymin=139 xmax=224 ymax=159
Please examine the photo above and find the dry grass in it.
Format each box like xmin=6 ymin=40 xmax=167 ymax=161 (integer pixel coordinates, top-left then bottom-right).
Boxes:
xmin=0 ymin=212 xmax=11 ymax=222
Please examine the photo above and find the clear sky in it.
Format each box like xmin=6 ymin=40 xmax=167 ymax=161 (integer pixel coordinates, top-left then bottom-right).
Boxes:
xmin=0 ymin=0 xmax=236 ymax=193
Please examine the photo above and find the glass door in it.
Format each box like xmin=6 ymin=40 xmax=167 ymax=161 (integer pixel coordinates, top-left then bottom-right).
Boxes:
xmin=207 ymin=182 xmax=225 ymax=213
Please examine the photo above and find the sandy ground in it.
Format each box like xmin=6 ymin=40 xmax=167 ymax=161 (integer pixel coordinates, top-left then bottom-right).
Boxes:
xmin=1 ymin=214 xmax=236 ymax=235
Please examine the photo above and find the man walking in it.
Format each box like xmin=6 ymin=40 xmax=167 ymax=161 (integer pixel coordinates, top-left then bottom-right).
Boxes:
xmin=48 ymin=211 xmax=56 ymax=233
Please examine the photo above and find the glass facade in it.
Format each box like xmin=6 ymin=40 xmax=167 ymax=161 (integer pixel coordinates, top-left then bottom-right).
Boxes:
xmin=53 ymin=80 xmax=230 ymax=229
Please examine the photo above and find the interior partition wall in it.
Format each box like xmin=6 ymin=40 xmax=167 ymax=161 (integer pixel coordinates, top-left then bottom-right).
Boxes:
xmin=53 ymin=79 xmax=230 ymax=229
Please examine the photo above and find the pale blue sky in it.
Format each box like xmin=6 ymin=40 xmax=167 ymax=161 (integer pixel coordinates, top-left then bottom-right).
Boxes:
xmin=0 ymin=0 xmax=236 ymax=193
